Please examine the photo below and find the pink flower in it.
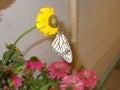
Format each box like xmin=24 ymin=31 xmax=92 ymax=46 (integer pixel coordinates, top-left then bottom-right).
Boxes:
xmin=12 ymin=76 xmax=22 ymax=88
xmin=60 ymin=74 xmax=84 ymax=90
xmin=26 ymin=56 xmax=43 ymax=70
xmin=48 ymin=61 xmax=71 ymax=79
xmin=76 ymin=69 xmax=98 ymax=89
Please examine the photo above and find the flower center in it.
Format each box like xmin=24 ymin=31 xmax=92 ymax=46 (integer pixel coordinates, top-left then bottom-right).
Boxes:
xmin=83 ymin=72 xmax=89 ymax=79
xmin=56 ymin=66 xmax=62 ymax=71
xmin=30 ymin=56 xmax=39 ymax=62
xmin=70 ymin=82 xmax=75 ymax=87
xmin=49 ymin=15 xmax=59 ymax=28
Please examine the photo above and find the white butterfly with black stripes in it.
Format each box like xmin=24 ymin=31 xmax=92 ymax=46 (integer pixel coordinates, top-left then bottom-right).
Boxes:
xmin=51 ymin=29 xmax=73 ymax=63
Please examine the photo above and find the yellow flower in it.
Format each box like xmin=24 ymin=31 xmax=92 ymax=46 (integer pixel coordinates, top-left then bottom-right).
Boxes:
xmin=36 ymin=7 xmax=59 ymax=36
xmin=9 ymin=81 xmax=14 ymax=87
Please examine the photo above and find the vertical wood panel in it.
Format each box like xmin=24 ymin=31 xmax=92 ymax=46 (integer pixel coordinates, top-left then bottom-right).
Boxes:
xmin=70 ymin=0 xmax=77 ymax=43
xmin=70 ymin=0 xmax=81 ymax=68
xmin=79 ymin=0 xmax=120 ymax=77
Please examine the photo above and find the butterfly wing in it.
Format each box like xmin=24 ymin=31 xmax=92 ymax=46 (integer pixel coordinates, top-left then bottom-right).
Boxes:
xmin=51 ymin=30 xmax=73 ymax=63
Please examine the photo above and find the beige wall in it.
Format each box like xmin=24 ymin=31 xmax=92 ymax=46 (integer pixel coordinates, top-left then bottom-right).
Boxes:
xmin=78 ymin=0 xmax=120 ymax=76
xmin=0 ymin=0 xmax=70 ymax=64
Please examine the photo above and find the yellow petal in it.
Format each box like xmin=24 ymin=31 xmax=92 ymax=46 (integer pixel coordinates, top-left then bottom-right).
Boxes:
xmin=50 ymin=28 xmax=58 ymax=35
xmin=40 ymin=27 xmax=49 ymax=36
xmin=36 ymin=14 xmax=48 ymax=23
xmin=41 ymin=25 xmax=58 ymax=36
xmin=40 ymin=7 xmax=54 ymax=15
xmin=36 ymin=23 xmax=46 ymax=29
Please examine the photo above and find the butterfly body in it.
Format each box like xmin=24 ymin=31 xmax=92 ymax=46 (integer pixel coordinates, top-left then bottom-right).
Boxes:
xmin=51 ymin=29 xmax=73 ymax=63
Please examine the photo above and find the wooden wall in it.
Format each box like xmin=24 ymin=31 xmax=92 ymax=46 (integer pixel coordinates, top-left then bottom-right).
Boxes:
xmin=77 ymin=0 xmax=120 ymax=77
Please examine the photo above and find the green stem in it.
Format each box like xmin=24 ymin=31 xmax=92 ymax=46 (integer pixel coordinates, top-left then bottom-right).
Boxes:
xmin=14 ymin=26 xmax=36 ymax=46
xmin=4 ymin=26 xmax=36 ymax=64
xmin=26 ymin=71 xmax=33 ymax=90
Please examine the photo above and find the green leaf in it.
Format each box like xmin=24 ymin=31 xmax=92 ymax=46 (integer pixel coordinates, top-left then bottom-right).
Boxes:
xmin=84 ymin=87 xmax=89 ymax=90
xmin=65 ymin=87 xmax=73 ymax=90
xmin=0 ymin=60 xmax=2 ymax=65
xmin=9 ymin=60 xmax=25 ymax=67
xmin=32 ymin=79 xmax=46 ymax=88
xmin=0 ymin=71 xmax=10 ymax=81
xmin=50 ymin=79 xmax=60 ymax=89
xmin=11 ymin=52 xmax=23 ymax=59
xmin=31 ymin=79 xmax=50 ymax=90
xmin=79 ymin=65 xmax=85 ymax=70
xmin=30 ymin=87 xmax=40 ymax=90
xmin=2 ymin=51 xmax=11 ymax=60
xmin=14 ymin=65 xmax=25 ymax=74
xmin=40 ymin=84 xmax=50 ymax=90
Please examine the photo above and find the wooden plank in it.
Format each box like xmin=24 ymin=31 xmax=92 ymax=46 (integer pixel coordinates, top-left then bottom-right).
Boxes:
xmin=70 ymin=0 xmax=81 ymax=69
xmin=70 ymin=0 xmax=78 ymax=43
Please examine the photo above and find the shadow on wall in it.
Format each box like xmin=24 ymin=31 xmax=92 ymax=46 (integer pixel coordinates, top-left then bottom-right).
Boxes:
xmin=23 ymin=37 xmax=52 ymax=55
xmin=0 ymin=0 xmax=15 ymax=21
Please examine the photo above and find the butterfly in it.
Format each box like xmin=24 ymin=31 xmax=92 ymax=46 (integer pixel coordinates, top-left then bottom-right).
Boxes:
xmin=51 ymin=29 xmax=73 ymax=63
